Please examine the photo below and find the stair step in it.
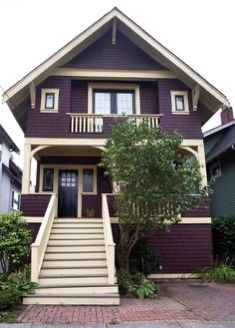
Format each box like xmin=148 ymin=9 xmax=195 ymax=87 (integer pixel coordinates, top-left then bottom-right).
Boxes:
xmin=39 ymin=275 xmax=108 ymax=285
xmin=34 ymin=285 xmax=118 ymax=295
xmin=51 ymin=230 xmax=104 ymax=234
xmin=54 ymin=219 xmax=102 ymax=223
xmin=48 ymin=239 xmax=105 ymax=246
xmin=46 ymin=245 xmax=105 ymax=252
xmin=23 ymin=294 xmax=120 ymax=305
xmin=40 ymin=267 xmax=107 ymax=275
xmin=42 ymin=260 xmax=107 ymax=268
xmin=49 ymin=234 xmax=104 ymax=240
xmin=52 ymin=226 xmax=104 ymax=231
xmin=45 ymin=252 xmax=105 ymax=260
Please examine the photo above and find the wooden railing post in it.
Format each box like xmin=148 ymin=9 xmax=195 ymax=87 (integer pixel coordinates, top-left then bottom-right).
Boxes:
xmin=102 ymin=193 xmax=116 ymax=285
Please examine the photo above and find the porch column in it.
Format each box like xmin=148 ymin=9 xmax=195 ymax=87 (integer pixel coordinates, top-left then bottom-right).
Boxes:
xmin=197 ymin=144 xmax=208 ymax=187
xmin=22 ymin=142 xmax=31 ymax=194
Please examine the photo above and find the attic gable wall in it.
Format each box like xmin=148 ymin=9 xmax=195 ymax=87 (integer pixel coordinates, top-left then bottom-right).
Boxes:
xmin=62 ymin=30 xmax=167 ymax=70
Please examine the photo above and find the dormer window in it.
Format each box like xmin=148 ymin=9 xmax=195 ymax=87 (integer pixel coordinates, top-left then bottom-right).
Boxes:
xmin=40 ymin=88 xmax=59 ymax=112
xmin=171 ymin=91 xmax=189 ymax=114
xmin=88 ymin=84 xmax=140 ymax=115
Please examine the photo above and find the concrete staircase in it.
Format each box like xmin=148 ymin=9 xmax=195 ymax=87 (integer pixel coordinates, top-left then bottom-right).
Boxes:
xmin=24 ymin=218 xmax=120 ymax=305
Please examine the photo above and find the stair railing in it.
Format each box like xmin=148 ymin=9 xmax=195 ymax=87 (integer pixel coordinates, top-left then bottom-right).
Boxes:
xmin=31 ymin=194 xmax=56 ymax=283
xmin=102 ymin=193 xmax=116 ymax=285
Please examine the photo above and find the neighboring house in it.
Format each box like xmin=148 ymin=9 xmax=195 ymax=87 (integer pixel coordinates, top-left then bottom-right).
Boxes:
xmin=0 ymin=125 xmax=22 ymax=213
xmin=204 ymin=106 xmax=235 ymax=217
xmin=3 ymin=8 xmax=227 ymax=305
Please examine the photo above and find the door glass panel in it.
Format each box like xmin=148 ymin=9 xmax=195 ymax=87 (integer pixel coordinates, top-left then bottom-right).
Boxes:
xmin=83 ymin=169 xmax=94 ymax=192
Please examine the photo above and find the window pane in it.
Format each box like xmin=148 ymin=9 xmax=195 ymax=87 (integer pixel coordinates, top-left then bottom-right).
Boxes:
xmin=175 ymin=95 xmax=185 ymax=111
xmin=94 ymin=92 xmax=111 ymax=114
xmin=43 ymin=168 xmax=54 ymax=191
xmin=12 ymin=190 xmax=20 ymax=210
xmin=45 ymin=93 xmax=55 ymax=109
xmin=83 ymin=169 xmax=94 ymax=192
xmin=117 ymin=93 xmax=134 ymax=114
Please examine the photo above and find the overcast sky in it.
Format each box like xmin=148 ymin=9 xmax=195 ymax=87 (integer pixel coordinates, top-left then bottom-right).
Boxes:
xmin=1 ymin=0 xmax=235 ymax=168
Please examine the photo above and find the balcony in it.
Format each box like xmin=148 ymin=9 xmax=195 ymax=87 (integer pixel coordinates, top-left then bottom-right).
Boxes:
xmin=68 ymin=113 xmax=162 ymax=134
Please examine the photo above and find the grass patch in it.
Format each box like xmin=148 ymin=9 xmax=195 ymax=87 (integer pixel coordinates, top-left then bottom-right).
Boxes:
xmin=200 ymin=263 xmax=235 ymax=283
xmin=0 ymin=305 xmax=25 ymax=323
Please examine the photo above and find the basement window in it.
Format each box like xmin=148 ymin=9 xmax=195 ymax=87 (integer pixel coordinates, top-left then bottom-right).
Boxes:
xmin=171 ymin=91 xmax=189 ymax=114
xmin=40 ymin=88 xmax=59 ymax=112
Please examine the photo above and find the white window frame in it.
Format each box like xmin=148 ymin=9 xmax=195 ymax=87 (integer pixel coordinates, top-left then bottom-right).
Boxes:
xmin=40 ymin=88 xmax=60 ymax=112
xmin=171 ymin=90 xmax=189 ymax=115
xmin=88 ymin=83 xmax=141 ymax=115
xmin=210 ymin=161 xmax=222 ymax=180
xmin=11 ymin=190 xmax=21 ymax=211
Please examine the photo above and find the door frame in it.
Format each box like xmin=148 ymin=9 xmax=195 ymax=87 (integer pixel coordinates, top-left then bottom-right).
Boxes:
xmin=39 ymin=164 xmax=97 ymax=217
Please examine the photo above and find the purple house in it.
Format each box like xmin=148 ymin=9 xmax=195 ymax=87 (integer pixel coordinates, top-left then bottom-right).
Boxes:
xmin=3 ymin=8 xmax=227 ymax=305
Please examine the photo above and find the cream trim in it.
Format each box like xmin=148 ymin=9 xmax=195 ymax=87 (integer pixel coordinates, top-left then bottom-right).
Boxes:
xmin=39 ymin=164 xmax=97 ymax=218
xmin=88 ymin=83 xmax=140 ymax=115
xmin=52 ymin=68 xmax=176 ymax=79
xmin=40 ymin=88 xmax=59 ymax=112
xmin=147 ymin=273 xmax=199 ymax=279
xmin=23 ymin=216 xmax=43 ymax=223
xmin=171 ymin=90 xmax=189 ymax=115
xmin=111 ymin=217 xmax=211 ymax=224
xmin=3 ymin=8 xmax=226 ymax=108
xmin=25 ymin=137 xmax=204 ymax=147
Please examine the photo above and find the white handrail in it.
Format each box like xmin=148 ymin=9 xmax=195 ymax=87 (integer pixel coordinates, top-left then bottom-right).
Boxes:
xmin=102 ymin=193 xmax=116 ymax=285
xmin=31 ymin=194 xmax=56 ymax=283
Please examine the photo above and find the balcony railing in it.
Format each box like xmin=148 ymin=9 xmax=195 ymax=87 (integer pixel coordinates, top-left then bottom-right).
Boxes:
xmin=68 ymin=113 xmax=162 ymax=134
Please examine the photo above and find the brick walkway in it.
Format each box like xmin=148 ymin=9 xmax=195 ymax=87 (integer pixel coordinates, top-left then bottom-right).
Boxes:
xmin=18 ymin=283 xmax=235 ymax=324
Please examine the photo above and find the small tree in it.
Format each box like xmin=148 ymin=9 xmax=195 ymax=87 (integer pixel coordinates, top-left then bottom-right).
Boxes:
xmin=101 ymin=118 xmax=209 ymax=271
xmin=0 ymin=212 xmax=32 ymax=272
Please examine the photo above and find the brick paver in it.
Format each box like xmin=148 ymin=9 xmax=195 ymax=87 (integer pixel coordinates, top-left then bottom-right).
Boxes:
xmin=18 ymin=283 xmax=235 ymax=324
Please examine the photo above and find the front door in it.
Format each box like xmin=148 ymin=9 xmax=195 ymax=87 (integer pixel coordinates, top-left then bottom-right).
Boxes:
xmin=58 ymin=170 xmax=78 ymax=217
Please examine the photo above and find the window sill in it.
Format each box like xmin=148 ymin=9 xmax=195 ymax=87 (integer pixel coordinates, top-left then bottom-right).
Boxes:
xmin=172 ymin=111 xmax=190 ymax=115
xmin=40 ymin=109 xmax=59 ymax=113
xmin=81 ymin=192 xmax=97 ymax=196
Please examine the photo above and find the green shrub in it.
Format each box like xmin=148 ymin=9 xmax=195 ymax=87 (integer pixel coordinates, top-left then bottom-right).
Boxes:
xmin=200 ymin=263 xmax=235 ymax=283
xmin=0 ymin=267 xmax=36 ymax=298
xmin=0 ymin=212 xmax=32 ymax=272
xmin=129 ymin=281 xmax=157 ymax=299
xmin=212 ymin=217 xmax=235 ymax=267
xmin=130 ymin=239 xmax=160 ymax=276
xmin=0 ymin=288 xmax=21 ymax=310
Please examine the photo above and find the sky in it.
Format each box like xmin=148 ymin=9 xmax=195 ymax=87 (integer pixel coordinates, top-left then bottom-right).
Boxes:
xmin=0 ymin=0 xmax=235 ymax=169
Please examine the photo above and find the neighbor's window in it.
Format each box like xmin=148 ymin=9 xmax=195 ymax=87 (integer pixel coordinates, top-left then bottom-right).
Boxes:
xmin=40 ymin=88 xmax=59 ymax=112
xmin=171 ymin=91 xmax=189 ymax=114
xmin=93 ymin=90 xmax=135 ymax=115
xmin=83 ymin=168 xmax=95 ymax=193
xmin=43 ymin=168 xmax=54 ymax=191
xmin=210 ymin=162 xmax=221 ymax=180
xmin=11 ymin=190 xmax=21 ymax=211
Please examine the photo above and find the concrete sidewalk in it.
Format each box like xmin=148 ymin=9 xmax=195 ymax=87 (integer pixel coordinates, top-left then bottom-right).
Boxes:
xmin=0 ymin=321 xmax=235 ymax=327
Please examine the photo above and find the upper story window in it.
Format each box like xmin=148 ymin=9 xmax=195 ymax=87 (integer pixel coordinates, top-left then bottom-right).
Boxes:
xmin=88 ymin=84 xmax=140 ymax=115
xmin=171 ymin=91 xmax=189 ymax=114
xmin=40 ymin=88 xmax=59 ymax=112
xmin=210 ymin=161 xmax=221 ymax=180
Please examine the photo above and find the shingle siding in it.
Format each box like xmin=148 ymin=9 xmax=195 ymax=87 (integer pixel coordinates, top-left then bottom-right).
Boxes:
xmin=209 ymin=150 xmax=235 ymax=217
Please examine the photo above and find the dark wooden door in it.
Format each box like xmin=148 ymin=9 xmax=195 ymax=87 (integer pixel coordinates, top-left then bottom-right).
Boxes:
xmin=58 ymin=170 xmax=78 ymax=217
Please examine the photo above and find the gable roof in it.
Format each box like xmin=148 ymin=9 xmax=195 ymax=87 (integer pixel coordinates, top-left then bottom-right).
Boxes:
xmin=204 ymin=120 xmax=235 ymax=162
xmin=2 ymin=7 xmax=227 ymax=130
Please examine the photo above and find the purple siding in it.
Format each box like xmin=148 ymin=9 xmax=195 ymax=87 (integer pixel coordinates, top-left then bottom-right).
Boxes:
xmin=158 ymin=79 xmax=203 ymax=139
xmin=26 ymin=76 xmax=71 ymax=138
xmin=21 ymin=194 xmax=51 ymax=216
xmin=112 ymin=224 xmax=213 ymax=273
xmin=63 ymin=30 xmax=166 ymax=70
xmin=28 ymin=223 xmax=41 ymax=242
